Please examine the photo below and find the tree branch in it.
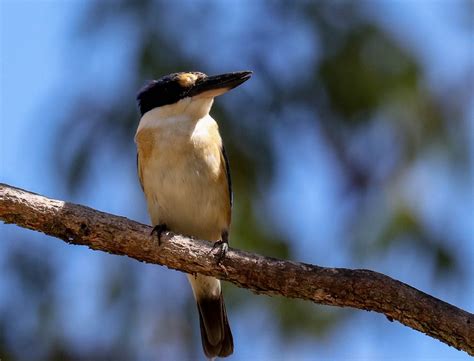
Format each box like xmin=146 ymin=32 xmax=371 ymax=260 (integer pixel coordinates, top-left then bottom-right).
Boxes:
xmin=0 ymin=183 xmax=472 ymax=354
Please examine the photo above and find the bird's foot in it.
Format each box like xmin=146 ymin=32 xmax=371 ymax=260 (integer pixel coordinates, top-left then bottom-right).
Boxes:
xmin=210 ymin=231 xmax=229 ymax=265
xmin=151 ymin=223 xmax=168 ymax=246
xmin=211 ymin=240 xmax=228 ymax=264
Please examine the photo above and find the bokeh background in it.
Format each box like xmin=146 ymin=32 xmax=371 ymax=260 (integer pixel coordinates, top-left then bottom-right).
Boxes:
xmin=1 ymin=0 xmax=473 ymax=360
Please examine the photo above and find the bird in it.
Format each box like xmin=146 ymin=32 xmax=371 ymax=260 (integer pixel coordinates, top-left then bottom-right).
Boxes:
xmin=135 ymin=71 xmax=252 ymax=358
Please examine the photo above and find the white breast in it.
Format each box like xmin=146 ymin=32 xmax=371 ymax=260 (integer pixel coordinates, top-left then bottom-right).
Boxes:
xmin=135 ymin=98 xmax=230 ymax=241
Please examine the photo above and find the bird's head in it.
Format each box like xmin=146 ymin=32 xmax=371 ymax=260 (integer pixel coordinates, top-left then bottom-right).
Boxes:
xmin=137 ymin=71 xmax=252 ymax=117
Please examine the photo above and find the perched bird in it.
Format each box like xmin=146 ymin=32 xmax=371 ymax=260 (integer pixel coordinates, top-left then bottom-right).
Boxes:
xmin=135 ymin=71 xmax=252 ymax=358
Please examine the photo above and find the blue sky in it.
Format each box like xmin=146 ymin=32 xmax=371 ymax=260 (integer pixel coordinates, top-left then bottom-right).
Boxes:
xmin=1 ymin=1 xmax=472 ymax=360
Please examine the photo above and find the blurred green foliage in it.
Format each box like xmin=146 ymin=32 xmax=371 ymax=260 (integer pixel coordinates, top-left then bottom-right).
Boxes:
xmin=1 ymin=1 xmax=471 ymax=360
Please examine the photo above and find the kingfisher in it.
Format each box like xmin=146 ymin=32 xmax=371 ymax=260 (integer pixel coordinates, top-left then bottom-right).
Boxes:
xmin=135 ymin=71 xmax=252 ymax=358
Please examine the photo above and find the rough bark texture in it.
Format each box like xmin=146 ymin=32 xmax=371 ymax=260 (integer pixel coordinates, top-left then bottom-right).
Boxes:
xmin=0 ymin=183 xmax=473 ymax=355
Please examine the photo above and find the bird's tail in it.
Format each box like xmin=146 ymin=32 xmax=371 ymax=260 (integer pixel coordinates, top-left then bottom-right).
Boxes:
xmin=188 ymin=275 xmax=233 ymax=358
xmin=197 ymin=292 xmax=233 ymax=358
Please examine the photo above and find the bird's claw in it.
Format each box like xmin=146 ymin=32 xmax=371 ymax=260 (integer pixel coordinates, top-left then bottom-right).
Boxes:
xmin=151 ymin=223 xmax=168 ymax=246
xmin=211 ymin=239 xmax=229 ymax=265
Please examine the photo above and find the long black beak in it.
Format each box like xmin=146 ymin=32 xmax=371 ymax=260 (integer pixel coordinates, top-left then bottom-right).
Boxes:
xmin=188 ymin=71 xmax=252 ymax=97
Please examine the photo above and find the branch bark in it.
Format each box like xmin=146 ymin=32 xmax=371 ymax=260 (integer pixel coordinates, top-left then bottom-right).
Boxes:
xmin=0 ymin=183 xmax=472 ymax=355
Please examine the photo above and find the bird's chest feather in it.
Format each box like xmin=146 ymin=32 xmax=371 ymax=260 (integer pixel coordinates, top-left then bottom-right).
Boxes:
xmin=136 ymin=115 xmax=229 ymax=239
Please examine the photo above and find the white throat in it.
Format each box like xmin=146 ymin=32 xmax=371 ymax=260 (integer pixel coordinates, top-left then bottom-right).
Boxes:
xmin=137 ymin=96 xmax=214 ymax=132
